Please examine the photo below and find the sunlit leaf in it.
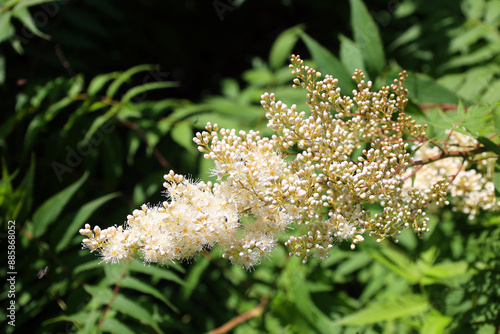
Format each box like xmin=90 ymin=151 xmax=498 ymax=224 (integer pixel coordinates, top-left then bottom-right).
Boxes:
xmin=120 ymin=276 xmax=179 ymax=312
xmin=269 ymin=25 xmax=303 ymax=70
xmin=171 ymin=121 xmax=196 ymax=154
xmin=420 ymin=309 xmax=453 ymax=334
xmin=370 ymin=245 xmax=421 ymax=283
xmin=121 ymin=81 xmax=179 ymax=103
xmin=179 ymin=256 xmax=210 ymax=301
xmin=88 ymin=72 xmax=119 ymax=96
xmin=299 ymin=31 xmax=355 ymax=93
xmin=477 ymin=137 xmax=500 ymax=155
xmin=106 ymin=64 xmax=158 ymax=99
xmin=11 ymin=6 xmax=50 ymax=40
xmin=492 ymin=104 xmax=500 ymax=135
xmin=405 ymin=72 xmax=459 ymax=104
xmin=112 ymin=294 xmax=164 ymax=334
xmin=279 ymin=260 xmax=337 ymax=334
xmin=339 ymin=34 xmax=365 ymax=73
xmin=12 ymin=154 xmax=35 ymax=221
xmin=494 ymin=158 xmax=500 ymax=195
xmin=334 ymin=294 xmax=428 ymax=325
xmin=55 ymin=192 xmax=120 ymax=253
xmin=100 ymin=318 xmax=135 ymax=334
xmin=0 ymin=12 xmax=14 ymax=44
xmin=350 ymin=0 xmax=385 ymax=75
xmin=32 ymin=171 xmax=89 ymax=238
xmin=242 ymin=68 xmax=273 ymax=86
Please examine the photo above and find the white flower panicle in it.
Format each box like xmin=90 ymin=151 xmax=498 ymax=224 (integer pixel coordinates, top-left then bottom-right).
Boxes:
xmin=81 ymin=144 xmax=297 ymax=270
xmin=80 ymin=55 xmax=498 ymax=269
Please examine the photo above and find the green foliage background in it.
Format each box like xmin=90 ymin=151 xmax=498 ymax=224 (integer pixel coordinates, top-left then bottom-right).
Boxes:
xmin=1 ymin=0 xmax=499 ymax=333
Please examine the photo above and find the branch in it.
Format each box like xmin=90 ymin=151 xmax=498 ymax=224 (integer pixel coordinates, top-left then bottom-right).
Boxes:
xmin=97 ymin=265 xmax=128 ymax=330
xmin=411 ymin=146 xmax=489 ymax=167
xmin=116 ymin=117 xmax=171 ymax=170
xmin=418 ymin=103 xmax=469 ymax=111
xmin=209 ymin=297 xmax=268 ymax=334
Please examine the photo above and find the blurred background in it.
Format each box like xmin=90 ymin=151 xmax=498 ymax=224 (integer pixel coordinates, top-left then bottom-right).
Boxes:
xmin=1 ymin=0 xmax=499 ymax=333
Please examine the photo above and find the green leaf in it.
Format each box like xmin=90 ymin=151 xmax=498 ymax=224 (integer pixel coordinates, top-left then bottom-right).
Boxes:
xmin=299 ymin=31 xmax=355 ymax=93
xmin=126 ymin=132 xmax=141 ymax=164
xmin=370 ymin=245 xmax=421 ymax=283
xmin=0 ymin=11 xmax=14 ymax=44
xmin=24 ymin=113 xmax=46 ymax=155
xmin=84 ymin=284 xmax=114 ymax=303
xmin=339 ymin=34 xmax=365 ymax=74
xmin=279 ymin=260 xmax=337 ymax=334
xmin=120 ymin=276 xmax=179 ymax=312
xmin=13 ymin=0 xmax=61 ymax=9
xmin=484 ymin=0 xmax=500 ymax=24
xmin=387 ymin=24 xmax=421 ymax=52
xmin=74 ymin=260 xmax=103 ymax=275
xmin=112 ymin=294 xmax=164 ymax=334
xmin=81 ymin=110 xmax=116 ymax=146
xmin=359 ymin=264 xmax=391 ymax=303
xmin=477 ymin=137 xmax=500 ymax=155
xmin=442 ymin=42 xmax=500 ymax=70
xmin=10 ymin=37 xmax=23 ymax=54
xmin=461 ymin=0 xmax=486 ymax=20
xmin=121 ymin=81 xmax=178 ymax=103
xmin=449 ymin=23 xmax=490 ymax=54
xmin=269 ymin=25 xmax=303 ymax=70
xmin=63 ymin=101 xmax=103 ymax=133
xmin=180 ymin=256 xmax=210 ymax=301
xmin=11 ymin=6 xmax=50 ymax=40
xmin=12 ymin=154 xmax=35 ymax=221
xmin=242 ymin=68 xmax=273 ymax=86
xmin=32 ymin=171 xmax=89 ymax=238
xmin=335 ymin=251 xmax=372 ymax=277
xmin=203 ymin=97 xmax=262 ymax=120
xmin=272 ymin=66 xmax=295 ymax=85
xmin=482 ymin=79 xmax=500 ymax=105
xmin=88 ymin=72 xmax=119 ymax=96
xmin=0 ymin=163 xmax=17 ymax=193
xmin=334 ymin=294 xmax=428 ymax=325
xmin=44 ymin=96 xmax=77 ymax=121
xmin=454 ymin=65 xmax=499 ymax=103
xmin=0 ymin=55 xmax=4 ymax=85
xmin=100 ymin=318 xmax=135 ymax=334
xmin=43 ymin=310 xmax=100 ymax=330
xmin=102 ymin=132 xmax=123 ymax=187
xmin=349 ymin=0 xmax=385 ymax=75
xmin=405 ymin=72 xmax=459 ymax=104
xmin=55 ymin=192 xmax=120 ymax=253
xmin=171 ymin=121 xmax=195 ymax=153
xmin=68 ymin=73 xmax=85 ymax=96
xmin=106 ymin=64 xmax=158 ymax=99
xmin=494 ymin=157 xmax=500 ymax=195
xmin=420 ymin=261 xmax=469 ymax=285
xmin=492 ymin=104 xmax=500 ymax=135
xmin=128 ymin=259 xmax=185 ymax=280
xmin=0 ymin=162 xmax=18 ymax=214
xmin=427 ymin=103 xmax=495 ymax=137
xmin=419 ymin=309 xmax=452 ymax=334
xmin=220 ymin=78 xmax=240 ymax=100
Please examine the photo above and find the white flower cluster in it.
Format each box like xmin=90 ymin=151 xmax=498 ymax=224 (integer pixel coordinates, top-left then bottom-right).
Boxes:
xmin=405 ymin=130 xmax=498 ymax=219
xmin=80 ymin=55 xmax=496 ymax=269
xmin=81 ymin=143 xmax=296 ymax=270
